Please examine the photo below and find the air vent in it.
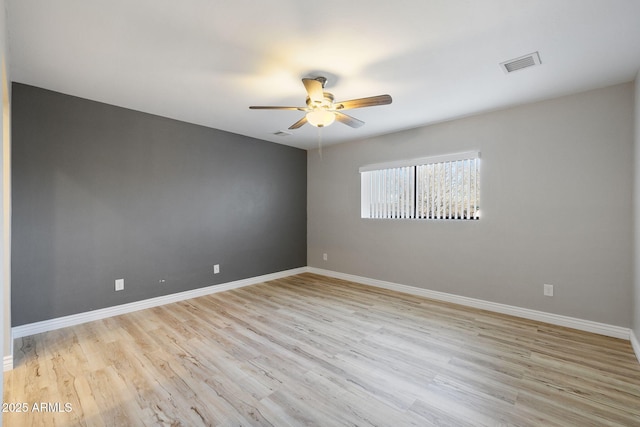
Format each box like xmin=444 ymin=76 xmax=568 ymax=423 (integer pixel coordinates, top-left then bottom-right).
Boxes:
xmin=500 ymin=52 xmax=541 ymax=74
xmin=273 ymin=130 xmax=292 ymax=137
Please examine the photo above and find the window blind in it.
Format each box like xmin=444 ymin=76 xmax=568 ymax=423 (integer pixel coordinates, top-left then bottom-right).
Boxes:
xmin=361 ymin=166 xmax=415 ymax=219
xmin=416 ymin=157 xmax=480 ymax=219
xmin=360 ymin=151 xmax=480 ymax=220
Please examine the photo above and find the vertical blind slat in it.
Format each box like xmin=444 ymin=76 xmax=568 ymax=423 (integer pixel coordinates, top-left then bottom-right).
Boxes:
xmin=448 ymin=161 xmax=452 ymax=219
xmin=476 ymin=159 xmax=480 ymax=218
xmin=467 ymin=160 xmax=471 ymax=219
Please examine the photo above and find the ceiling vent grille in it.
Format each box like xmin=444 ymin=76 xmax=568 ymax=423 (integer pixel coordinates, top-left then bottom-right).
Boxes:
xmin=500 ymin=52 xmax=541 ymax=74
xmin=273 ymin=130 xmax=292 ymax=136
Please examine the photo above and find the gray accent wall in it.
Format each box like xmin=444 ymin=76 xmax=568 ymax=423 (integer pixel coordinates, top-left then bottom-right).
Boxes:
xmin=12 ymin=83 xmax=306 ymax=326
xmin=308 ymin=83 xmax=634 ymax=327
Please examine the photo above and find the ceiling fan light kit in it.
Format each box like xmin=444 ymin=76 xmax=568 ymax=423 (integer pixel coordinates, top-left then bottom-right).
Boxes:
xmin=306 ymin=109 xmax=336 ymax=127
xmin=250 ymin=76 xmax=392 ymax=130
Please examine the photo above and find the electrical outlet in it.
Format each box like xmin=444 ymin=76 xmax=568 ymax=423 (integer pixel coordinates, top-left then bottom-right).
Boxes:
xmin=214 ymin=264 xmax=220 ymax=274
xmin=115 ymin=278 xmax=124 ymax=291
xmin=543 ymin=284 xmax=554 ymax=297
xmin=323 ymin=253 xmax=328 ymax=261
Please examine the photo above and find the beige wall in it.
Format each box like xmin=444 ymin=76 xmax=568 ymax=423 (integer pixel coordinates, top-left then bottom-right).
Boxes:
xmin=0 ymin=0 xmax=8 ymax=411
xmin=634 ymin=71 xmax=640 ymax=341
xmin=2 ymin=52 xmax=8 ymax=365
xmin=308 ymin=83 xmax=634 ymax=327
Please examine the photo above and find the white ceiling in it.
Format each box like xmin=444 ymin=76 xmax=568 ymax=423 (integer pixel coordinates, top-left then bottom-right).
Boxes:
xmin=7 ymin=0 xmax=640 ymax=150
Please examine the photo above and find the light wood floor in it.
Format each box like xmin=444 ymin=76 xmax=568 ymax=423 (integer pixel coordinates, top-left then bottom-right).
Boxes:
xmin=4 ymin=273 xmax=640 ymax=426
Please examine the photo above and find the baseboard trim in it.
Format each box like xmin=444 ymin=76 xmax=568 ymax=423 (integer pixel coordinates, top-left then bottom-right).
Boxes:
xmin=307 ymin=267 xmax=631 ymax=340
xmin=631 ymin=330 xmax=640 ymax=364
xmin=12 ymin=267 xmax=306 ymax=340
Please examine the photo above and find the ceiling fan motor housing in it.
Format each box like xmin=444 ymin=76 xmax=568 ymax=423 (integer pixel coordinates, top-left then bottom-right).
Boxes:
xmin=306 ymin=92 xmax=334 ymax=109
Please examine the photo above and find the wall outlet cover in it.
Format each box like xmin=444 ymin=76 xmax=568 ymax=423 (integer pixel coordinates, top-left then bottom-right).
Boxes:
xmin=544 ymin=284 xmax=554 ymax=297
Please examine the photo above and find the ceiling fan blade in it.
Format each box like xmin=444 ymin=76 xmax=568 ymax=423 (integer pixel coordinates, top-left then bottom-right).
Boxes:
xmin=302 ymin=78 xmax=325 ymax=104
xmin=288 ymin=115 xmax=308 ymax=129
xmin=335 ymin=94 xmax=392 ymax=110
xmin=249 ymin=106 xmax=306 ymax=111
xmin=335 ymin=112 xmax=364 ymax=128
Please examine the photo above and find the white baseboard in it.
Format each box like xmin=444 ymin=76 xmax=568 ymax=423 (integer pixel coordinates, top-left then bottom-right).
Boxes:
xmin=11 ymin=267 xmax=306 ymax=341
xmin=307 ymin=267 xmax=631 ymax=340
xmin=631 ymin=330 xmax=640 ymax=364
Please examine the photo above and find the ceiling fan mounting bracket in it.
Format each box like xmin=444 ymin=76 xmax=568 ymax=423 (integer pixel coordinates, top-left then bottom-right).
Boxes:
xmin=313 ymin=76 xmax=328 ymax=88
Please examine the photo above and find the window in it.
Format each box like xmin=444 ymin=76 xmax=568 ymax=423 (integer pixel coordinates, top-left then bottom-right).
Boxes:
xmin=360 ymin=151 xmax=480 ymax=220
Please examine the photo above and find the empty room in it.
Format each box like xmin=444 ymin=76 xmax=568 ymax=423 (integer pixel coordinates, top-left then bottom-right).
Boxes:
xmin=2 ymin=1 xmax=640 ymax=426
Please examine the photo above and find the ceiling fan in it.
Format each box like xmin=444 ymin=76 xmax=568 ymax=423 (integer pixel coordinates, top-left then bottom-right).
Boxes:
xmin=249 ymin=76 xmax=392 ymax=129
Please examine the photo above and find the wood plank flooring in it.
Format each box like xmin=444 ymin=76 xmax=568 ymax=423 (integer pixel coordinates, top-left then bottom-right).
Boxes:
xmin=4 ymin=273 xmax=640 ymax=426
